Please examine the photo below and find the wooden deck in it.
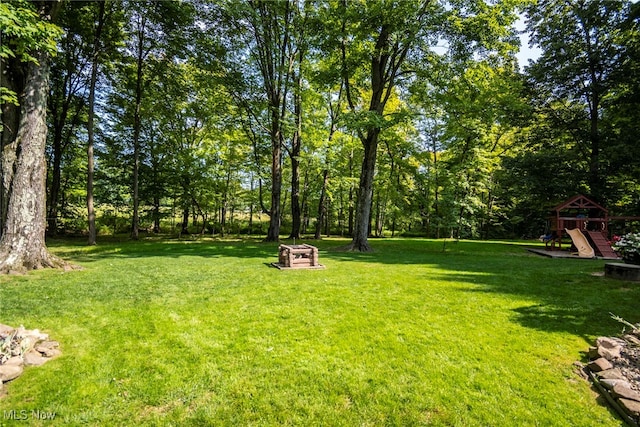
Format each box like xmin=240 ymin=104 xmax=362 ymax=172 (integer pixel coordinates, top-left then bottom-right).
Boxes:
xmin=526 ymin=247 xmax=619 ymax=260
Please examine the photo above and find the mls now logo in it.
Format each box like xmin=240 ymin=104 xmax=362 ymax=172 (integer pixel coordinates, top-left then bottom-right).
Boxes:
xmin=3 ymin=410 xmax=28 ymax=420
xmin=4 ymin=409 xmax=57 ymax=420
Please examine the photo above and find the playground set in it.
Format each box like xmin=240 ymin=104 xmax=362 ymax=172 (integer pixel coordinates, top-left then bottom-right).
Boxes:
xmin=541 ymin=194 xmax=634 ymax=259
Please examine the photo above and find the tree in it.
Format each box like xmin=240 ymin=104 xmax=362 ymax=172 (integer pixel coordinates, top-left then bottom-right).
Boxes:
xmin=46 ymin=5 xmax=89 ymax=236
xmin=525 ymin=0 xmax=631 ymax=201
xmin=0 ymin=0 xmax=65 ymax=273
xmin=217 ymin=0 xmax=299 ymax=242
xmin=105 ymin=1 xmax=194 ymax=239
xmin=334 ymin=0 xmax=431 ymax=251
xmin=86 ymin=0 xmax=109 ymax=245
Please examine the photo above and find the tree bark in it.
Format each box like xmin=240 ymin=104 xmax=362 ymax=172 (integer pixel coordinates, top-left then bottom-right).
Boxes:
xmin=87 ymin=0 xmax=106 ymax=246
xmin=349 ymin=130 xmax=380 ymax=251
xmin=0 ymin=56 xmax=23 ymax=235
xmin=314 ymin=167 xmax=329 ymax=239
xmin=265 ymin=112 xmax=283 ymax=242
xmin=288 ymin=41 xmax=304 ymax=240
xmin=0 ymin=49 xmax=65 ymax=273
xmin=288 ymin=131 xmax=302 ymax=239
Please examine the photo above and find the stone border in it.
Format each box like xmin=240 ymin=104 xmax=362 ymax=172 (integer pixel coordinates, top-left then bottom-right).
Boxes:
xmin=585 ymin=335 xmax=640 ymax=426
xmin=605 ymin=263 xmax=640 ymax=282
xmin=0 ymin=323 xmax=61 ymax=395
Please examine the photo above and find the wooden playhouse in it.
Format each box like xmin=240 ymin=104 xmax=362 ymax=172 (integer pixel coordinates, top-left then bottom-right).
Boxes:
xmin=546 ymin=194 xmax=617 ymax=258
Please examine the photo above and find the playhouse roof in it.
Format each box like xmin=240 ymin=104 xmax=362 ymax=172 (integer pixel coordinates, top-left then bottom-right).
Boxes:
xmin=552 ymin=194 xmax=608 ymax=214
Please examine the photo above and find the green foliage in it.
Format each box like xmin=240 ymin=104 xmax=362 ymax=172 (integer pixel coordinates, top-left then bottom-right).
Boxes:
xmin=612 ymin=232 xmax=640 ymax=259
xmin=0 ymin=0 xmax=61 ymax=63
xmin=524 ymin=0 xmax=635 ymax=200
xmin=0 ymin=0 xmax=62 ymax=105
xmin=31 ymin=0 xmax=640 ymax=243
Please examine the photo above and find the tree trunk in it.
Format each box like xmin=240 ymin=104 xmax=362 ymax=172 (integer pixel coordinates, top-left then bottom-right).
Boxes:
xmin=314 ymin=167 xmax=329 ymax=239
xmin=300 ymin=168 xmax=309 ymax=234
xmin=348 ymin=131 xmax=379 ymax=251
xmin=0 ymin=56 xmax=23 ymax=236
xmin=0 ymin=49 xmax=65 ymax=273
xmin=288 ymin=46 xmax=304 ymax=240
xmin=47 ymin=123 xmax=63 ymax=235
xmin=265 ymin=112 xmax=283 ymax=242
xmin=348 ymin=152 xmax=354 ymax=237
xmin=87 ymin=0 xmax=106 ymax=246
xmin=181 ymin=206 xmax=189 ymax=235
xmin=289 ymin=145 xmax=301 ymax=239
xmin=86 ymin=110 xmax=97 ymax=243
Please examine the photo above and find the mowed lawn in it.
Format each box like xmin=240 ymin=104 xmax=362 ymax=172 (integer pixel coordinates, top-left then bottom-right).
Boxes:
xmin=1 ymin=237 xmax=638 ymax=426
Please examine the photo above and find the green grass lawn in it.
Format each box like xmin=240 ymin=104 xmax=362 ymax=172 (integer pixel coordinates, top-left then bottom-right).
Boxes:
xmin=0 ymin=237 xmax=638 ymax=426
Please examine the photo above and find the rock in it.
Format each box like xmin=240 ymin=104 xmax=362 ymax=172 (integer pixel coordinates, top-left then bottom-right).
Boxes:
xmin=44 ymin=348 xmax=61 ymax=359
xmin=597 ymin=368 xmax=626 ymax=380
xmin=4 ymin=357 xmax=23 ymax=367
xmin=597 ymin=336 xmax=626 ymax=347
xmin=612 ymin=383 xmax=640 ymax=402
xmin=15 ymin=326 xmax=48 ymax=343
xmin=0 ymin=324 xmax=14 ymax=338
xmin=588 ymin=357 xmax=613 ymax=372
xmin=618 ymin=398 xmax=640 ymax=418
xmin=35 ymin=341 xmax=59 ymax=357
xmin=624 ymin=334 xmax=640 ymax=346
xmin=0 ymin=364 xmax=23 ymax=382
xmin=23 ymin=351 xmax=49 ymax=367
xmin=600 ymin=378 xmax=628 ymax=390
xmin=598 ymin=346 xmax=622 ymax=360
xmin=596 ymin=337 xmax=623 ymax=359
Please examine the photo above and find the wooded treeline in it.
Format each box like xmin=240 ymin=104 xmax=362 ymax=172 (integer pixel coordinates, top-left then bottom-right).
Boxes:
xmin=1 ymin=0 xmax=639 ymax=267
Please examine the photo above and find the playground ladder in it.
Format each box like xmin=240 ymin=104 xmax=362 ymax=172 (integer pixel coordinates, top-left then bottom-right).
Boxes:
xmin=585 ymin=230 xmax=619 ymax=258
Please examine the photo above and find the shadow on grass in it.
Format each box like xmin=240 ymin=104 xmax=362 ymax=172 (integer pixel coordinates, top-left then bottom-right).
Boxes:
xmin=47 ymin=236 xmax=640 ymax=339
xmin=413 ymin=265 xmax=640 ymax=342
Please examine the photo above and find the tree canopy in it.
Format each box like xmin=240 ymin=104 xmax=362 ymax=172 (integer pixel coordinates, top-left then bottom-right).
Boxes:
xmin=1 ymin=0 xmax=639 ymax=267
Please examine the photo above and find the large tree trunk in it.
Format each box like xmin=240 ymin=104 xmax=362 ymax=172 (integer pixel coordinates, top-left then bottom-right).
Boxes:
xmin=288 ymin=46 xmax=304 ymax=240
xmin=1 ymin=56 xmax=23 ymax=235
xmin=265 ymin=111 xmax=283 ymax=242
xmin=288 ymin=136 xmax=301 ymax=239
xmin=0 ymin=50 xmax=65 ymax=273
xmin=349 ymin=131 xmax=379 ymax=251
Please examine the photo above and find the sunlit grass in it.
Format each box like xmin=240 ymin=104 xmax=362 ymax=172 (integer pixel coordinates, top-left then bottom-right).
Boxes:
xmin=0 ymin=237 xmax=637 ymax=425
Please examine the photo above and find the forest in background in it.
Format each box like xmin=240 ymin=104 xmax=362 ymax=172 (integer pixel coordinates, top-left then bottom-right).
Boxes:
xmin=2 ymin=0 xmax=640 ymax=247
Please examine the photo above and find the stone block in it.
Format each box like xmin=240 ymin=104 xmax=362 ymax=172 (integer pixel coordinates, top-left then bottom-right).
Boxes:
xmin=612 ymin=383 xmax=640 ymax=402
xmin=23 ymin=351 xmax=48 ymax=367
xmin=605 ymin=262 xmax=640 ymax=282
xmin=619 ymin=398 xmax=640 ymax=418
xmin=588 ymin=357 xmax=613 ymax=372
xmin=4 ymin=356 xmax=23 ymax=367
xmin=600 ymin=378 xmax=627 ymax=390
xmin=597 ymin=368 xmax=625 ymax=380
xmin=0 ymin=364 xmax=23 ymax=382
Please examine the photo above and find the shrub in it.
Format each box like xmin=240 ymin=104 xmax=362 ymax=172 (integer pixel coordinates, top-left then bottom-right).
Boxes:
xmin=612 ymin=232 xmax=640 ymax=262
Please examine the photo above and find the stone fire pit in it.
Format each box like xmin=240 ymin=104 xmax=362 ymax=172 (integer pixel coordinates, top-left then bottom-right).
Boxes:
xmin=272 ymin=244 xmax=324 ymax=270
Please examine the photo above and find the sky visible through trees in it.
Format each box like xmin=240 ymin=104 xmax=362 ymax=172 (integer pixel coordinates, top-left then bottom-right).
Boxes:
xmin=1 ymin=0 xmax=639 ymax=268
